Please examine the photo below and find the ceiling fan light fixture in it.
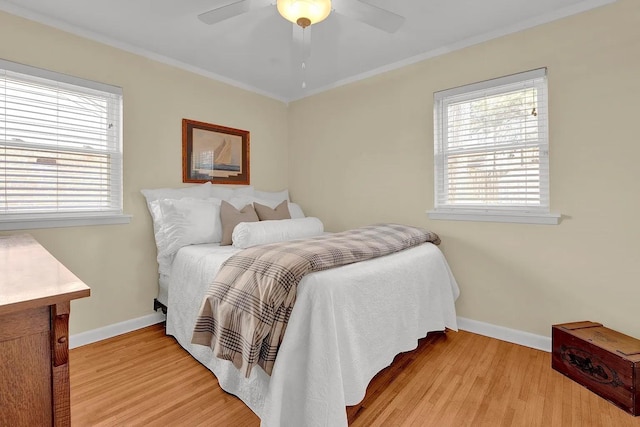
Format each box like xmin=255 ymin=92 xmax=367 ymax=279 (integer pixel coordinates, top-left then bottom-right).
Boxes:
xmin=277 ymin=0 xmax=332 ymax=28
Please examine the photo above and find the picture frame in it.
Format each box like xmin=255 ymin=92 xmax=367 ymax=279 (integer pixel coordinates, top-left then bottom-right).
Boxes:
xmin=182 ymin=119 xmax=250 ymax=185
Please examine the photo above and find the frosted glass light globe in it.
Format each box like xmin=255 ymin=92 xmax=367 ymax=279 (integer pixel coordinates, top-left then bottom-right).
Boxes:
xmin=277 ymin=0 xmax=332 ymax=28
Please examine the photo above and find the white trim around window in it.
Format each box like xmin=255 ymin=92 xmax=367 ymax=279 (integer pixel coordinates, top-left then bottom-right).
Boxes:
xmin=0 ymin=59 xmax=130 ymax=230
xmin=426 ymin=209 xmax=560 ymax=225
xmin=0 ymin=212 xmax=132 ymax=231
xmin=429 ymin=68 xmax=560 ymax=225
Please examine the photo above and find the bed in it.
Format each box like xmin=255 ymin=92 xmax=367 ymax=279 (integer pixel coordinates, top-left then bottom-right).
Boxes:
xmin=142 ymin=184 xmax=460 ymax=426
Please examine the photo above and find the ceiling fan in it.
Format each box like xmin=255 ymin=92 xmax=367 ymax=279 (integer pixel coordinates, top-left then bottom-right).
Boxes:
xmin=197 ymin=0 xmax=405 ymax=33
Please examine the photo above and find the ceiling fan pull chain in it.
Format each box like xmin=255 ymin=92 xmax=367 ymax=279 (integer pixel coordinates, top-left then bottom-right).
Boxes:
xmin=301 ymin=26 xmax=308 ymax=89
xmin=301 ymin=25 xmax=311 ymax=60
xmin=301 ymin=61 xmax=306 ymax=89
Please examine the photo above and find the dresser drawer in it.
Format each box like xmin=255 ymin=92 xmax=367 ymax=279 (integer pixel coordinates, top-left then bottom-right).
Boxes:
xmin=0 ymin=306 xmax=53 ymax=426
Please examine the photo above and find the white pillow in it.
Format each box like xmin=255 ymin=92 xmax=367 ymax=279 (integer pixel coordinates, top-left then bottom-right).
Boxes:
xmin=141 ymin=182 xmax=212 ymax=209
xmin=232 ymin=217 xmax=324 ymax=249
xmin=209 ymin=185 xmax=255 ymax=201
xmin=232 ymin=185 xmax=255 ymax=198
xmin=154 ymin=197 xmax=222 ymax=275
xmin=141 ymin=182 xmax=213 ymax=235
xmin=209 ymin=185 xmax=234 ymax=200
xmin=288 ymin=202 xmax=305 ymax=219
xmin=226 ymin=195 xmax=255 ymax=210
xmin=254 ymin=189 xmax=290 ymax=202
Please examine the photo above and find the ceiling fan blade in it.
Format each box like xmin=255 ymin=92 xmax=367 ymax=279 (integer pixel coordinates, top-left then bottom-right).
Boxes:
xmin=198 ymin=0 xmax=274 ymax=25
xmin=333 ymin=0 xmax=405 ymax=33
xmin=198 ymin=1 xmax=252 ymax=25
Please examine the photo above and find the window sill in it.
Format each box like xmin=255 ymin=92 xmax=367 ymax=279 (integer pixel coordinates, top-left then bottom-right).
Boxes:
xmin=0 ymin=213 xmax=132 ymax=231
xmin=427 ymin=210 xmax=561 ymax=225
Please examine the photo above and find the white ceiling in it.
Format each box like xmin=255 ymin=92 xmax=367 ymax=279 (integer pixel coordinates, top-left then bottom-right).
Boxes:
xmin=0 ymin=0 xmax=615 ymax=102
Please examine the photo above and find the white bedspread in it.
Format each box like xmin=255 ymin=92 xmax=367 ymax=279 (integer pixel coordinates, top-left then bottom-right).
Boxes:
xmin=166 ymin=242 xmax=459 ymax=427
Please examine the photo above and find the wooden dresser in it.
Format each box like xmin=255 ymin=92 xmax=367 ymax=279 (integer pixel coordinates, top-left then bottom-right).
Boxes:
xmin=0 ymin=234 xmax=90 ymax=427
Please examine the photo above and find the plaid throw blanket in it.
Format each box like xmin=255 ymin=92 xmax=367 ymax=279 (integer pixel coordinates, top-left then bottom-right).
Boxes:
xmin=191 ymin=223 xmax=440 ymax=377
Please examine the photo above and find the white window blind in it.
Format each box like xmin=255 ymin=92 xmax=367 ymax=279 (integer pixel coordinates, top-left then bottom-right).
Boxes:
xmin=431 ymin=69 xmax=558 ymax=224
xmin=0 ymin=59 xmax=124 ymax=225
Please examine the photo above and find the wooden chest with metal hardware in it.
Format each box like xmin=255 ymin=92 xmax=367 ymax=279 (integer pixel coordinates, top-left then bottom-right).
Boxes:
xmin=552 ymin=321 xmax=639 ymax=416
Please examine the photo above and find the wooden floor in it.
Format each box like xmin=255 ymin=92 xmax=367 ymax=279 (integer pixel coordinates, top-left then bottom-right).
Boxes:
xmin=69 ymin=324 xmax=640 ymax=426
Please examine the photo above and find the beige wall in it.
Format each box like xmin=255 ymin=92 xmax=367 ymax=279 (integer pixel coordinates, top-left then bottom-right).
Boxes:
xmin=2 ymin=1 xmax=638 ymax=341
xmin=0 ymin=11 xmax=289 ymax=334
xmin=289 ymin=0 xmax=640 ymax=338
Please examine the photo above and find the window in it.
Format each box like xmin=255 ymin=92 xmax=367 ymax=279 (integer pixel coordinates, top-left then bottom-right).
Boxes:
xmin=0 ymin=59 xmax=130 ymax=230
xmin=429 ymin=68 xmax=559 ymax=224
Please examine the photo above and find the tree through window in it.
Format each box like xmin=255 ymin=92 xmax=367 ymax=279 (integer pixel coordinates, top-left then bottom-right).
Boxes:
xmin=430 ymin=69 xmax=558 ymax=224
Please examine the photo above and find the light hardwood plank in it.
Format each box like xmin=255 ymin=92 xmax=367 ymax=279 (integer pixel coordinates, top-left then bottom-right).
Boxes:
xmin=70 ymin=325 xmax=640 ymax=426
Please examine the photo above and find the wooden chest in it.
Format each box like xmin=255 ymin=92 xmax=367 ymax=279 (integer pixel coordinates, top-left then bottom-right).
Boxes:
xmin=552 ymin=321 xmax=640 ymax=416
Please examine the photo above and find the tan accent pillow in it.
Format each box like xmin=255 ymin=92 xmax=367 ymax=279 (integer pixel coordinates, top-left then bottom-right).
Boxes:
xmin=220 ymin=200 xmax=259 ymax=246
xmin=254 ymin=200 xmax=291 ymax=221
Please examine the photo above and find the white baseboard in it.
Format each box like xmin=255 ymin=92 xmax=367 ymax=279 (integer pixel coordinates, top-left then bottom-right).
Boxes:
xmin=457 ymin=316 xmax=552 ymax=352
xmin=69 ymin=312 xmax=550 ymax=353
xmin=69 ymin=312 xmax=166 ymax=349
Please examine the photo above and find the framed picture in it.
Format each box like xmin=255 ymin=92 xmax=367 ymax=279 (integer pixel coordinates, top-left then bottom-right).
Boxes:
xmin=182 ymin=119 xmax=250 ymax=185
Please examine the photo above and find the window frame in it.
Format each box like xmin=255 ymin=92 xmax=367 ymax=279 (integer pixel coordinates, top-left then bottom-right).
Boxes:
xmin=0 ymin=59 xmax=130 ymax=231
xmin=428 ymin=68 xmax=560 ymax=225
